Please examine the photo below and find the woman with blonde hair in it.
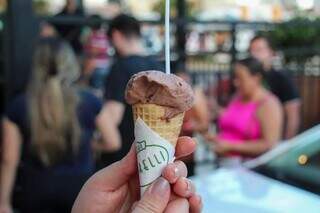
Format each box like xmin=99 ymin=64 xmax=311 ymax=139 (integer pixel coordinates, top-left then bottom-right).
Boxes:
xmin=0 ymin=38 xmax=119 ymax=213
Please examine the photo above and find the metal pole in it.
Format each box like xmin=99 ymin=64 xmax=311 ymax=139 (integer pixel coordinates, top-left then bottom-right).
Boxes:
xmin=176 ymin=0 xmax=187 ymax=72
xmin=78 ymin=0 xmax=84 ymax=12
xmin=6 ymin=0 xmax=38 ymax=101
xmin=230 ymin=23 xmax=237 ymax=65
xmin=165 ymin=0 xmax=171 ymax=74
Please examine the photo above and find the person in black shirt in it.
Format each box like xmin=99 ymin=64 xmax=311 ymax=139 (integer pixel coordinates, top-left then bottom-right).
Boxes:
xmin=96 ymin=14 xmax=163 ymax=167
xmin=54 ymin=0 xmax=84 ymax=54
xmin=249 ymin=35 xmax=301 ymax=139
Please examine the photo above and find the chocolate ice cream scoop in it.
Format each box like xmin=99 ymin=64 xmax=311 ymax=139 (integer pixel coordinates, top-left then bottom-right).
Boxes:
xmin=125 ymin=71 xmax=194 ymax=119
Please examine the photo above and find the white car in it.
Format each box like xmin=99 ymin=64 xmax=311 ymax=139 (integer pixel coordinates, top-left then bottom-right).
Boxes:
xmin=193 ymin=125 xmax=320 ymax=213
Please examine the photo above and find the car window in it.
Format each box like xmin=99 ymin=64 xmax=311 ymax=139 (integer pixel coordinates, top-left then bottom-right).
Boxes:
xmin=308 ymin=151 xmax=320 ymax=168
xmin=255 ymin=126 xmax=320 ymax=195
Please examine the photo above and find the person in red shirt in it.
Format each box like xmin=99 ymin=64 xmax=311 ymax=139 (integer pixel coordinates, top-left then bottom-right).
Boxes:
xmin=83 ymin=15 xmax=110 ymax=91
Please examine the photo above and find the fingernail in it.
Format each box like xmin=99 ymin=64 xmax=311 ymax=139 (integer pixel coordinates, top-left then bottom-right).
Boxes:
xmin=150 ymin=177 xmax=170 ymax=196
xmin=184 ymin=178 xmax=192 ymax=194
xmin=171 ymin=166 xmax=179 ymax=179
xmin=165 ymin=164 xmax=178 ymax=183
xmin=185 ymin=178 xmax=191 ymax=191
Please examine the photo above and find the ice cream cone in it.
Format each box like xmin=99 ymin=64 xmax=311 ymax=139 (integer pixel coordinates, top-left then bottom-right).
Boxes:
xmin=126 ymin=71 xmax=193 ymax=195
xmin=133 ymin=103 xmax=184 ymax=147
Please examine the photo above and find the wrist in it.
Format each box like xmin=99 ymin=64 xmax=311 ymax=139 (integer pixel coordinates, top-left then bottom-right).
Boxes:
xmin=0 ymin=195 xmax=11 ymax=204
xmin=223 ymin=141 xmax=235 ymax=152
xmin=0 ymin=199 xmax=11 ymax=206
xmin=228 ymin=143 xmax=242 ymax=152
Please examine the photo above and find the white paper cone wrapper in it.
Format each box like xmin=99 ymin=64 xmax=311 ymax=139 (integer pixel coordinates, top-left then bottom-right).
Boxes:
xmin=134 ymin=118 xmax=175 ymax=196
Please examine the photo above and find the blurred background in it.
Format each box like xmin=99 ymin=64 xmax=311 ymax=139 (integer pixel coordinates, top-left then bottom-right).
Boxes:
xmin=1 ymin=0 xmax=320 ymax=212
xmin=2 ymin=0 xmax=320 ymax=129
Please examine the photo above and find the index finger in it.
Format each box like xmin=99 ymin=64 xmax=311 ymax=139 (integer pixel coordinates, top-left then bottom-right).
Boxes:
xmin=175 ymin=137 xmax=197 ymax=159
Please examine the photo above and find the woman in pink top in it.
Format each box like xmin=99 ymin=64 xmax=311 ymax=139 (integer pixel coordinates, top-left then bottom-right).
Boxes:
xmin=207 ymin=57 xmax=283 ymax=160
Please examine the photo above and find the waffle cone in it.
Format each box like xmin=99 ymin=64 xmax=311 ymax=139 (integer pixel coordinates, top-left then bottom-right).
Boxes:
xmin=132 ymin=104 xmax=184 ymax=147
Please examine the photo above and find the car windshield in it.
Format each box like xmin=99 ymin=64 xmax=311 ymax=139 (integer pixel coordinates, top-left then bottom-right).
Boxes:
xmin=251 ymin=125 xmax=320 ymax=195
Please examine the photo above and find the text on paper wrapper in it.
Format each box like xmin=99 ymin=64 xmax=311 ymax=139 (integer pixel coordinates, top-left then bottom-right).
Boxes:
xmin=136 ymin=140 xmax=170 ymax=186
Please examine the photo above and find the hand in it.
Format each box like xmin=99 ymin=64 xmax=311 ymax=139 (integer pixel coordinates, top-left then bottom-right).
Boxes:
xmin=213 ymin=141 xmax=232 ymax=156
xmin=204 ymin=133 xmax=217 ymax=142
xmin=72 ymin=137 xmax=202 ymax=213
xmin=0 ymin=203 xmax=13 ymax=213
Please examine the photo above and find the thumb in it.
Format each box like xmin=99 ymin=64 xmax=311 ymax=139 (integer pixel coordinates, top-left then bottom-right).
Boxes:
xmin=132 ymin=177 xmax=170 ymax=213
xmin=88 ymin=144 xmax=137 ymax=190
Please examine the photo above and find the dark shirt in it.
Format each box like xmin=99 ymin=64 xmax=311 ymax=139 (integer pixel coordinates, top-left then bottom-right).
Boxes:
xmin=5 ymin=89 xmax=102 ymax=175
xmin=103 ymin=55 xmax=163 ymax=164
xmin=5 ymin=89 xmax=102 ymax=211
xmin=265 ymin=69 xmax=300 ymax=104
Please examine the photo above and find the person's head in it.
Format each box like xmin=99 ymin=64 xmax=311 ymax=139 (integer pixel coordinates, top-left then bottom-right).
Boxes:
xmin=39 ymin=21 xmax=57 ymax=38
xmin=249 ymin=35 xmax=275 ymax=70
xmin=29 ymin=37 xmax=80 ymax=166
xmin=234 ymin=57 xmax=265 ymax=98
xmin=65 ymin=0 xmax=77 ymax=13
xmin=107 ymin=14 xmax=141 ymax=56
xmin=89 ymin=14 xmax=103 ymax=31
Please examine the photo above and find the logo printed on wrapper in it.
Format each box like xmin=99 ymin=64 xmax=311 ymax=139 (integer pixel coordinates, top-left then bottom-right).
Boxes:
xmin=136 ymin=140 xmax=170 ymax=187
xmin=134 ymin=118 xmax=175 ymax=194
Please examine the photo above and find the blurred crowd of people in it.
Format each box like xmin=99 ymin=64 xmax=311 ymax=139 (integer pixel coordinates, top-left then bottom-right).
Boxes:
xmin=0 ymin=0 xmax=301 ymax=212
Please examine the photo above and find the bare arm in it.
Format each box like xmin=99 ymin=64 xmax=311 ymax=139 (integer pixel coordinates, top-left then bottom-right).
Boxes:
xmin=95 ymin=101 xmax=124 ymax=152
xmin=284 ymin=100 xmax=301 ymax=139
xmin=229 ymin=98 xmax=283 ymax=156
xmin=0 ymin=119 xmax=22 ymax=207
xmin=193 ymin=88 xmax=210 ymax=133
